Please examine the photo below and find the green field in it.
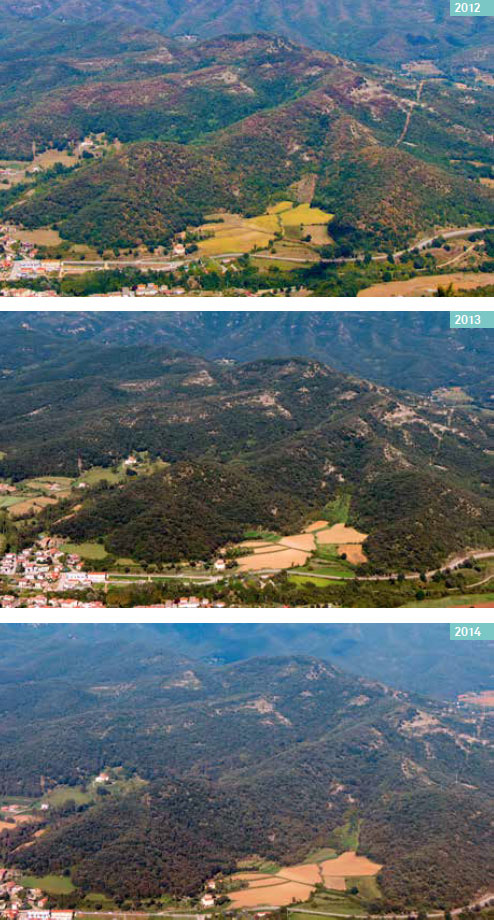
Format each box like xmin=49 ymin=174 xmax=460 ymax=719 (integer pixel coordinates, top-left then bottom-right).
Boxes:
xmin=24 ymin=476 xmax=74 ymax=490
xmin=346 ymin=876 xmax=381 ymax=899
xmin=303 ymin=847 xmax=337 ymax=863
xmin=324 ymin=492 xmax=351 ymax=526
xmin=20 ymin=875 xmax=75 ymax=894
xmin=44 ymin=785 xmax=93 ymax=806
xmin=289 ymin=574 xmax=341 ymax=587
xmin=406 ymin=592 xmax=494 ymax=607
xmin=76 ymin=466 xmax=126 ymax=486
xmin=0 ymin=495 xmax=26 ymax=509
xmin=330 ymin=816 xmax=360 ymax=852
xmin=242 ymin=529 xmax=280 ymax=542
xmin=61 ymin=541 xmax=108 ymax=560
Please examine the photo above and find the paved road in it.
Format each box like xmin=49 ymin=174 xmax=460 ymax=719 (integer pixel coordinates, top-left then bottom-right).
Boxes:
xmin=30 ymin=226 xmax=494 ymax=275
xmin=75 ymin=893 xmax=494 ymax=920
xmin=287 ymin=551 xmax=494 ymax=583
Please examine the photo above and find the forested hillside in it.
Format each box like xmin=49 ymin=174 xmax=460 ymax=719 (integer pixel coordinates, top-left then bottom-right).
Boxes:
xmin=2 ymin=0 xmax=494 ymax=66
xmin=0 ymin=312 xmax=492 ymax=404
xmin=0 ymin=344 xmax=493 ymax=570
xmin=2 ymin=35 xmax=494 ymax=250
xmin=0 ymin=638 xmax=493 ymax=909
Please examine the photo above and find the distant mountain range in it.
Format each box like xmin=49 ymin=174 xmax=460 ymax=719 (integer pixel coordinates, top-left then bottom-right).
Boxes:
xmin=2 ymin=0 xmax=494 ymax=66
xmin=0 ymin=311 xmax=492 ymax=403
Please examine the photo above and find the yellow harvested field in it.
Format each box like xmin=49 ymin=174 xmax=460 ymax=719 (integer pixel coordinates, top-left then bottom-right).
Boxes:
xmin=247 ymin=214 xmax=280 ymax=233
xmin=228 ymin=881 xmax=313 ymax=908
xmin=237 ymin=878 xmax=292 ymax=889
xmin=228 ymin=852 xmax=381 ymax=907
xmin=0 ymin=814 xmax=37 ymax=831
xmin=268 ymin=201 xmax=294 ymax=214
xmin=237 ymin=547 xmax=310 ymax=572
xmin=11 ymin=227 xmax=63 ymax=246
xmin=198 ymin=228 xmax=270 ymax=255
xmin=306 ymin=224 xmax=332 ymax=244
xmin=239 ymin=540 xmax=277 ymax=549
xmin=480 ymin=178 xmax=494 ymax=187
xmin=10 ymin=496 xmax=57 ymax=517
xmin=231 ymin=872 xmax=277 ymax=881
xmin=321 ymin=852 xmax=382 ymax=877
xmin=358 ymin=272 xmax=494 ymax=297
xmin=277 ymin=864 xmax=321 ymax=884
xmin=304 ymin=520 xmax=330 ymax=532
xmin=280 ymin=533 xmax=316 ymax=552
xmin=317 ymin=524 xmax=367 ymax=544
xmin=282 ymin=203 xmax=333 ymax=225
xmin=338 ymin=544 xmax=367 ymax=564
xmin=320 ymin=876 xmax=347 ymax=891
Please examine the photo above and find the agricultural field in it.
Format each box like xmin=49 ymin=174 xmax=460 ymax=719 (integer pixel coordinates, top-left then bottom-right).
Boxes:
xmin=227 ymin=851 xmax=381 ymax=908
xmin=406 ymin=592 xmax=494 ymax=607
xmin=235 ymin=521 xmax=366 ymax=574
xmin=358 ymin=272 xmax=494 ymax=297
xmin=60 ymin=541 xmax=108 ymax=560
xmin=43 ymin=785 xmax=94 ymax=806
xmin=20 ymin=874 xmax=75 ymax=894
xmin=196 ymin=202 xmax=333 ymax=257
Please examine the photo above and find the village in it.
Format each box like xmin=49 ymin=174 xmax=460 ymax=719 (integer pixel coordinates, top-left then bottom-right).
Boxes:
xmin=0 ymin=867 xmax=74 ymax=920
xmin=0 ymin=538 xmax=228 ymax=608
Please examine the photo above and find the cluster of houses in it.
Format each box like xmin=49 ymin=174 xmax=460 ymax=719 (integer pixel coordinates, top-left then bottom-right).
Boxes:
xmin=0 ymin=538 xmax=107 ymax=607
xmin=0 ymin=869 xmax=73 ymax=920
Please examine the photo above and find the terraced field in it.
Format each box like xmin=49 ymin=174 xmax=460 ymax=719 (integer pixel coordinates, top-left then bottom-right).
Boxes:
xmin=228 ymin=851 xmax=382 ymax=907
xmin=197 ymin=202 xmax=333 ymax=256
xmin=235 ymin=522 xmax=367 ymax=573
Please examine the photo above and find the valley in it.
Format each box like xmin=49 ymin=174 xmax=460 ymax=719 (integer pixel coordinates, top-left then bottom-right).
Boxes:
xmin=0 ymin=631 xmax=494 ymax=915
xmin=0 ymin=311 xmax=493 ymax=607
xmin=0 ymin=33 xmax=494 ymax=297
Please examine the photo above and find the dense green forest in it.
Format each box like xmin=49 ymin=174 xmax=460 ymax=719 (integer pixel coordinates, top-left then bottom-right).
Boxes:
xmin=0 ymin=342 xmax=493 ymax=570
xmin=0 ymin=635 xmax=493 ymax=909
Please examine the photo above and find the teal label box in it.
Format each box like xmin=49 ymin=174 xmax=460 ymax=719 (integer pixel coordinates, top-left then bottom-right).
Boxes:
xmin=451 ymin=0 xmax=494 ymax=14
xmin=450 ymin=311 xmax=494 ymax=328
xmin=450 ymin=624 xmax=494 ymax=640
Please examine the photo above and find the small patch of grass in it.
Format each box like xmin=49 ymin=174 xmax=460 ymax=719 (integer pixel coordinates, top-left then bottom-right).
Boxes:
xmin=20 ymin=874 xmax=75 ymax=894
xmin=304 ymin=847 xmax=338 ymax=863
xmin=346 ymin=876 xmax=381 ymax=900
xmin=243 ymin=530 xmax=280 ymax=542
xmin=406 ymin=592 xmax=494 ymax=607
xmin=44 ymin=785 xmax=93 ymax=806
xmin=61 ymin=542 xmax=108 ymax=560
xmin=289 ymin=574 xmax=341 ymax=587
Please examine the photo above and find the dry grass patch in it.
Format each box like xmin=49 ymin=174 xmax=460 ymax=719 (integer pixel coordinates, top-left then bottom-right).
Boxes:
xmin=282 ymin=203 xmax=333 ymax=225
xmin=317 ymin=524 xmax=367 ymax=544
xmin=237 ymin=547 xmax=310 ymax=572
xmin=229 ymin=881 xmax=313 ymax=907
xmin=280 ymin=533 xmax=316 ymax=552
xmin=10 ymin=496 xmax=57 ymax=517
xmin=0 ymin=814 xmax=37 ymax=831
xmin=11 ymin=227 xmax=63 ymax=246
xmin=277 ymin=864 xmax=321 ymax=884
xmin=338 ymin=544 xmax=367 ymax=564
xmin=358 ymin=272 xmax=494 ymax=297
xmin=304 ymin=520 xmax=329 ymax=532
xmin=239 ymin=540 xmax=278 ymax=549
xmin=321 ymin=852 xmax=382 ymax=878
